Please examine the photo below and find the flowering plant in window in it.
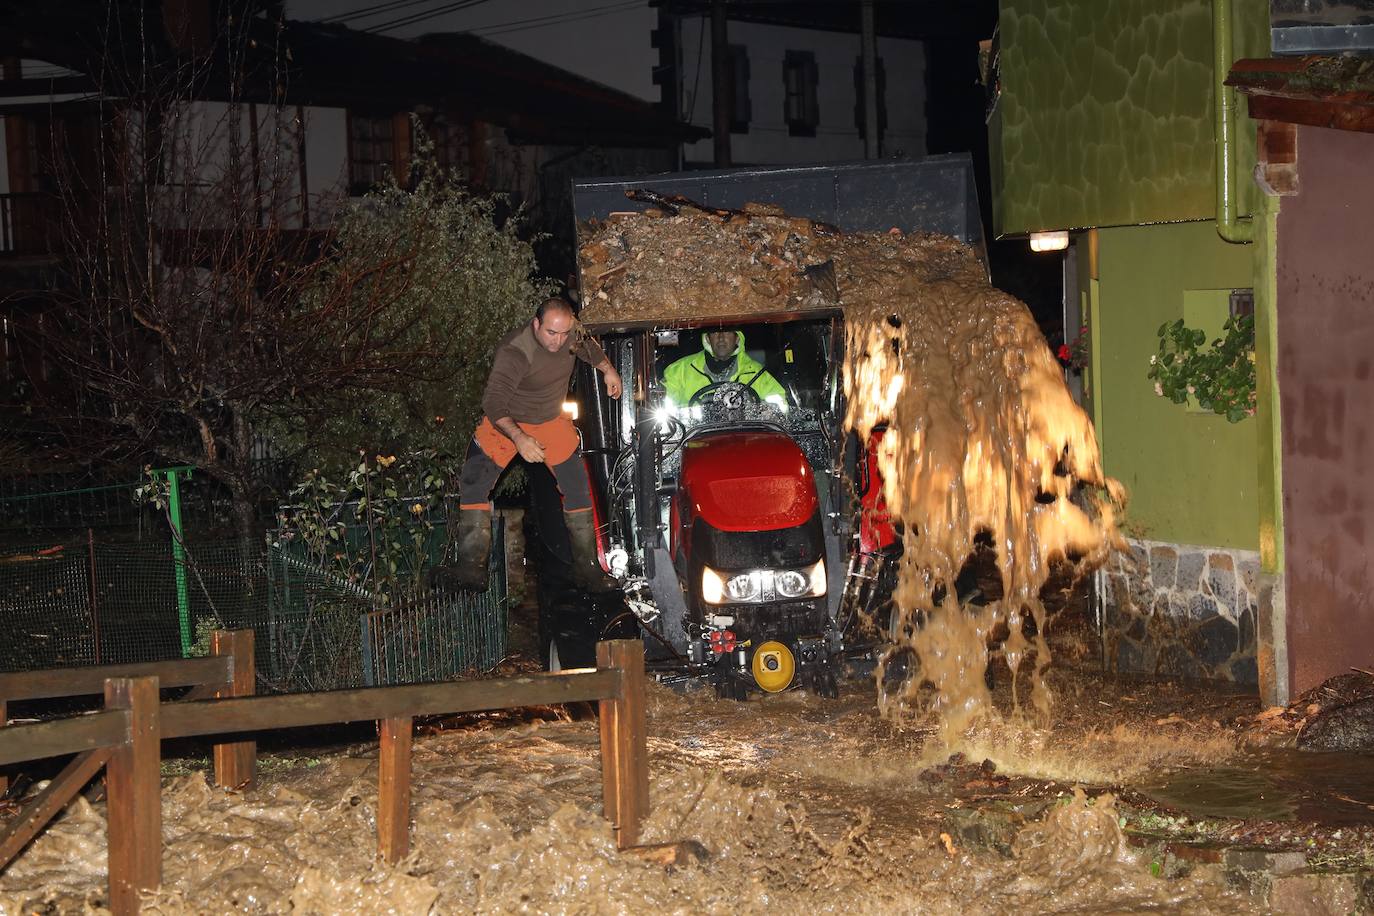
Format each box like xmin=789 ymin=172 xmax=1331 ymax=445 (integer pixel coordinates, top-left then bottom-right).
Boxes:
xmin=1056 ymin=327 xmax=1089 ymax=372
xmin=1147 ymin=315 xmax=1256 ymax=422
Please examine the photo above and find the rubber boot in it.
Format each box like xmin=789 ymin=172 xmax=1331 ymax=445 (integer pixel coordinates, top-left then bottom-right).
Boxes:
xmin=564 ymin=510 xmax=619 ymax=593
xmin=431 ymin=508 xmax=492 ymax=592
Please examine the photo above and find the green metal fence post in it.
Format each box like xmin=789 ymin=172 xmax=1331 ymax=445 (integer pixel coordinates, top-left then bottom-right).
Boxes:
xmin=159 ymin=467 xmax=195 ymax=657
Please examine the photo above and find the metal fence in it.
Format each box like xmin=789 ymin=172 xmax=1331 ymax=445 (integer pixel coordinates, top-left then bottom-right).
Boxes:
xmin=0 ymin=519 xmax=508 ymax=692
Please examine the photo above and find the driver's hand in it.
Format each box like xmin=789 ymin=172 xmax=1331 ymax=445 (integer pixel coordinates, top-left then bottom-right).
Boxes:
xmin=515 ymin=431 xmax=547 ymax=464
xmin=603 ymin=366 xmax=623 ymax=399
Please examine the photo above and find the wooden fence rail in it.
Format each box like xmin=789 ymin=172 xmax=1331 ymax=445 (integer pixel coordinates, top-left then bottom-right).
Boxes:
xmin=0 ymin=634 xmax=648 ymax=915
xmin=0 ymin=629 xmax=255 ymax=794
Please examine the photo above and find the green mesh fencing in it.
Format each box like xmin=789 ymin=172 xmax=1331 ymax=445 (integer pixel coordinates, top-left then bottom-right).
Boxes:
xmin=0 ymin=518 xmax=509 ymax=692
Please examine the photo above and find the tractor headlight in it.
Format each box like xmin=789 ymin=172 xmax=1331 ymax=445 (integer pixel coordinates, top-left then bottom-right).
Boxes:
xmin=775 ymin=569 xmax=808 ymax=598
xmin=701 ymin=566 xmax=725 ymax=604
xmin=701 ymin=561 xmax=826 ymax=604
xmin=724 ymin=571 xmax=761 ymax=602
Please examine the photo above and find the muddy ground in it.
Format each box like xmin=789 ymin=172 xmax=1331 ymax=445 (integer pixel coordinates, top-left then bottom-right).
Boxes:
xmin=4 ymin=597 xmax=1373 ymax=915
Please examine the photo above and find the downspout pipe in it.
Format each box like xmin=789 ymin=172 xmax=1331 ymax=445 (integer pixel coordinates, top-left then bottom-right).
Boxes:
xmin=1214 ymin=0 xmax=1255 ymax=243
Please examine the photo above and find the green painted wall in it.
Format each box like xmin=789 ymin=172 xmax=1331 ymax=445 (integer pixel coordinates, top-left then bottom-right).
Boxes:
xmin=992 ymin=0 xmax=1269 ymax=236
xmin=1093 ymin=221 xmax=1259 ymax=549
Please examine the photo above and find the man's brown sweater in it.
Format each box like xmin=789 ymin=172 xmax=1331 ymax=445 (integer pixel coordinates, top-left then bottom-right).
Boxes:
xmin=481 ymin=323 xmax=607 ymax=424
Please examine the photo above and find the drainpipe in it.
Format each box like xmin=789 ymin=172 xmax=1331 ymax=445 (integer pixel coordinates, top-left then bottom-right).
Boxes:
xmin=1214 ymin=0 xmax=1254 ymax=243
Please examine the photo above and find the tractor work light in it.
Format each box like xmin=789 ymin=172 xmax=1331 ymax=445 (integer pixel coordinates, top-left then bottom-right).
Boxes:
xmin=701 ymin=559 xmax=826 ymax=605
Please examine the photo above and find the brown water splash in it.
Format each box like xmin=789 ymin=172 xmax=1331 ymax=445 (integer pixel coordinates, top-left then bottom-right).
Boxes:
xmin=836 ymin=232 xmax=1124 ymax=735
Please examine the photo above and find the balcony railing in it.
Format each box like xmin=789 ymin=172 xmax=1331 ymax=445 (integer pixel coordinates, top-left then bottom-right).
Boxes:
xmin=0 ymin=192 xmax=61 ymax=257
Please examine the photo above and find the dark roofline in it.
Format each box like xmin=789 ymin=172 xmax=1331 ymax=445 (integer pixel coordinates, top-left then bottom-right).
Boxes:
xmin=653 ymin=0 xmax=996 ymax=41
xmin=0 ymin=2 xmax=708 ymax=148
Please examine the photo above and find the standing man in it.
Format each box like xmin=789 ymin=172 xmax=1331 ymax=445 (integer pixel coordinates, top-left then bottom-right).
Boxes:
xmin=442 ymin=297 xmax=622 ymax=592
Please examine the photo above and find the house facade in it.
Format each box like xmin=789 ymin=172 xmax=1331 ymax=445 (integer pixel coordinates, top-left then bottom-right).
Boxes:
xmin=991 ymin=0 xmax=1374 ymax=704
xmin=654 ymin=4 xmax=931 ymax=166
xmin=0 ymin=2 xmax=703 ymax=390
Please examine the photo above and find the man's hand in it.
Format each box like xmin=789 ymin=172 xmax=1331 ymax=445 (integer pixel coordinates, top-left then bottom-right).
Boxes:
xmin=495 ymin=416 xmax=548 ymax=463
xmin=602 ymin=365 xmax=623 ymax=399
xmin=514 ymin=430 xmax=547 ymax=464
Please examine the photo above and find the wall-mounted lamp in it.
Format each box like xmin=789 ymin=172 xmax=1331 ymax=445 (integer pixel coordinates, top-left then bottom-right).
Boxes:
xmin=1028 ymin=230 xmax=1069 ymax=253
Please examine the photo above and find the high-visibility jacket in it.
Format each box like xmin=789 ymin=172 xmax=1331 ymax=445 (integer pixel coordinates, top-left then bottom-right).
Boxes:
xmin=662 ymin=330 xmax=788 ymax=409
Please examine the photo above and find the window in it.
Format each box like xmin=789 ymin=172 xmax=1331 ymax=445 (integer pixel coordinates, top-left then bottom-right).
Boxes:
xmin=852 ymin=56 xmax=887 ymax=142
xmin=783 ymin=51 xmax=819 ymax=137
xmin=728 ymin=44 xmax=751 ymax=133
xmin=424 ymin=115 xmax=470 ymax=176
xmin=349 ymin=114 xmax=397 ymax=191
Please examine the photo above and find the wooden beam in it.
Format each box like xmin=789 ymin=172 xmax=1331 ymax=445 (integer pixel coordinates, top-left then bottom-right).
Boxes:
xmin=596 ymin=639 xmax=648 ymax=850
xmin=1255 ymin=119 xmax=1299 ymax=197
xmin=0 ymin=712 xmax=129 ymax=767
xmin=160 ymin=669 xmax=620 ymax=740
xmin=104 ymin=677 xmax=161 ymax=915
xmin=0 ymin=699 xmax=8 ymax=797
xmin=1246 ymin=94 xmax=1374 ymax=135
xmin=210 ymin=630 xmax=256 ymax=790
xmin=377 ymin=716 xmax=413 ymax=865
xmin=0 ymin=657 xmax=230 ymax=703
xmin=0 ymin=748 xmax=112 ymax=870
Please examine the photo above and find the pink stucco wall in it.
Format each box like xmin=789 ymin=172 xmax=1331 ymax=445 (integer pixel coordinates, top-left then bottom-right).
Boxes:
xmin=1277 ymin=124 xmax=1374 ymax=696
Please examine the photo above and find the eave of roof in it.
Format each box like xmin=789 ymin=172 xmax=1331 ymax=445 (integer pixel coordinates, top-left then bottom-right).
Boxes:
xmin=1227 ymin=55 xmax=1374 ymax=134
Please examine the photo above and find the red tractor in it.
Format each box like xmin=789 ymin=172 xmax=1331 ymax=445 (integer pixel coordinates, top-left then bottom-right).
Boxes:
xmin=531 ymin=157 xmax=985 ymax=698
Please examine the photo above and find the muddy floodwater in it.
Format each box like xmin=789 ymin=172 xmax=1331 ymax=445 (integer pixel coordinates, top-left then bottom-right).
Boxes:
xmin=14 ymin=663 xmax=1371 ymax=914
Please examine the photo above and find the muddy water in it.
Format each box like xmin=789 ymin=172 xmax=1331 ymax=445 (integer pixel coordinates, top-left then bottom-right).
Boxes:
xmin=580 ymin=207 xmax=1122 ymax=734
xmin=0 ymin=683 xmax=1259 ymax=914
xmin=1140 ymin=748 xmax=1374 ymax=826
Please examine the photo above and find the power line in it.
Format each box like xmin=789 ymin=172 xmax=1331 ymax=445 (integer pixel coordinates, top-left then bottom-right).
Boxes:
xmin=472 ymin=1 xmax=646 ymax=38
xmin=319 ymin=0 xmax=444 ymax=25
xmin=364 ymin=0 xmax=499 ymax=34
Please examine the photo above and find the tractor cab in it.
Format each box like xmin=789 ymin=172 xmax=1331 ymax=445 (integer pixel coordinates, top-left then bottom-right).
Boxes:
xmin=572 ymin=310 xmax=852 ymax=697
xmin=559 ymin=155 xmax=987 ymax=696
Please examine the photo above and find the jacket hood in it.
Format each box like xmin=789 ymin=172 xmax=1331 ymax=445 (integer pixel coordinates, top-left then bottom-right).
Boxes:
xmin=700 ymin=329 xmax=746 ymax=359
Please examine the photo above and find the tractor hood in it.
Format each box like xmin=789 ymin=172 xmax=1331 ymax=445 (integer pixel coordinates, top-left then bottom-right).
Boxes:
xmin=681 ymin=430 xmax=817 ymax=533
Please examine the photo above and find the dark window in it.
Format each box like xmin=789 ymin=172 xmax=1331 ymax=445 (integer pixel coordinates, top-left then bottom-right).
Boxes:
xmin=728 ymin=44 xmax=751 ymax=133
xmin=349 ymin=114 xmax=396 ymax=191
xmin=783 ymin=51 xmax=819 ymax=137
xmin=426 ymin=116 xmax=470 ymax=176
xmin=853 ymin=56 xmax=887 ymax=142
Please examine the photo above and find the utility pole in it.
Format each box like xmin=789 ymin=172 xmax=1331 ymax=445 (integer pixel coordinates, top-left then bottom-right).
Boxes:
xmin=711 ymin=0 xmax=732 ymax=167
xmin=860 ymin=0 xmax=881 ymax=159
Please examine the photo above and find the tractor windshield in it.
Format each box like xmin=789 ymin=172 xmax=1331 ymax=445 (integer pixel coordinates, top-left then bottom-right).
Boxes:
xmin=650 ymin=317 xmax=837 ymax=472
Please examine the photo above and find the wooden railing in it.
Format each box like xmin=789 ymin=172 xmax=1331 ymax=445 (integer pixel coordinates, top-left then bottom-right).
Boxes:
xmin=0 ymin=629 xmax=256 ymax=798
xmin=0 ymin=634 xmax=648 ymax=915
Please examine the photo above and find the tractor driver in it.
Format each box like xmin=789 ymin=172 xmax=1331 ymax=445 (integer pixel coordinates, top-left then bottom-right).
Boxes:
xmin=662 ymin=328 xmax=788 ymax=414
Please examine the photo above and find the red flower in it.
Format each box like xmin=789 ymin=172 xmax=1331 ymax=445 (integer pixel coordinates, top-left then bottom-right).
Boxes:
xmin=1057 ymin=344 xmax=1072 ymax=362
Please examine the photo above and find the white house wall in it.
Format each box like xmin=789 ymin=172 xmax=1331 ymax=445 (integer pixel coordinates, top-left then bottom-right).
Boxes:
xmin=677 ymin=18 xmax=927 ymax=165
xmin=303 ymin=106 xmax=348 ymax=224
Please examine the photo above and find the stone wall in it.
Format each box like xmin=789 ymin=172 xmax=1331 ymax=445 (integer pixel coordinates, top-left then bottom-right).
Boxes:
xmin=1104 ymin=538 xmax=1260 ymax=686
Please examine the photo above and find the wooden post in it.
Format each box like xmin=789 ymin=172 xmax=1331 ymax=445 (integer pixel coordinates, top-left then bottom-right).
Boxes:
xmin=0 ymin=699 xmax=8 ymax=798
xmin=211 ymin=630 xmax=256 ymax=790
xmin=104 ymin=676 xmax=161 ymax=915
xmin=377 ymin=715 xmax=413 ymax=864
xmin=596 ymin=639 xmax=648 ymax=849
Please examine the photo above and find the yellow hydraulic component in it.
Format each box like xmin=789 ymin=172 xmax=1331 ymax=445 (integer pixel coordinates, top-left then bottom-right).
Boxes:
xmin=751 ymin=640 xmax=795 ymax=693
